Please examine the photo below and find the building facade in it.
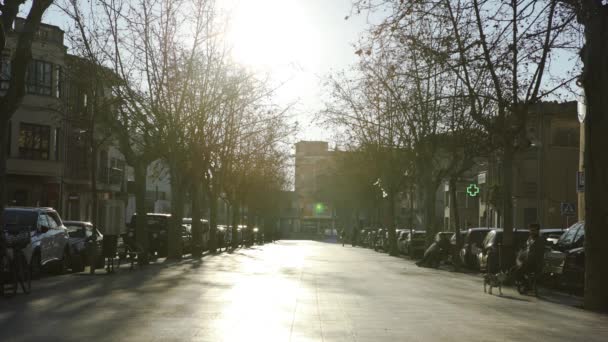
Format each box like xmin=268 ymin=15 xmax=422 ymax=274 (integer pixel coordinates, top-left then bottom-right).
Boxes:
xmin=476 ymin=102 xmax=579 ymax=229
xmin=291 ymin=141 xmax=336 ymax=238
xmin=2 ymin=20 xmax=67 ymax=209
xmin=2 ymin=19 xmax=128 ymax=233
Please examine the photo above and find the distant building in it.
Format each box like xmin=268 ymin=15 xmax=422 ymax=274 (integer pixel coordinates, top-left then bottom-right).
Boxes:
xmin=476 ymin=101 xmax=579 ymax=229
xmin=291 ymin=141 xmax=336 ymax=238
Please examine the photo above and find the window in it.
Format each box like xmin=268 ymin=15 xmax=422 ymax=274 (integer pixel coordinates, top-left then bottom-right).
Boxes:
xmin=0 ymin=57 xmax=10 ymax=90
xmin=54 ymin=66 xmax=62 ymax=98
xmin=44 ymin=214 xmax=58 ymax=229
xmin=109 ymin=158 xmax=125 ymax=185
xmin=18 ymin=123 xmax=51 ymax=160
xmin=46 ymin=212 xmax=62 ymax=228
xmin=37 ymin=214 xmax=49 ymax=229
xmin=558 ymin=225 xmax=579 ymax=246
xmin=552 ymin=127 xmax=579 ymax=147
xmin=66 ymin=225 xmax=86 ymax=238
xmin=26 ymin=60 xmax=53 ymax=96
xmin=55 ymin=128 xmax=61 ymax=160
xmin=85 ymin=226 xmax=94 ymax=238
xmin=523 ymin=182 xmax=538 ymax=197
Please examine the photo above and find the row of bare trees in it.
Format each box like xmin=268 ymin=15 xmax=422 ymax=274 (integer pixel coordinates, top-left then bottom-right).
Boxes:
xmin=0 ymin=0 xmax=293 ymax=262
xmin=320 ymin=0 xmax=608 ymax=310
xmin=58 ymin=0 xmax=294 ymax=261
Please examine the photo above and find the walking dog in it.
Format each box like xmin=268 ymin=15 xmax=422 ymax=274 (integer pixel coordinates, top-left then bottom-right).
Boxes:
xmin=483 ymin=271 xmax=508 ymax=295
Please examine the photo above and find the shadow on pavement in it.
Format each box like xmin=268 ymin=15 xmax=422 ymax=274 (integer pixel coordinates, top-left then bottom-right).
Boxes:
xmin=0 ymin=252 xmax=243 ymax=341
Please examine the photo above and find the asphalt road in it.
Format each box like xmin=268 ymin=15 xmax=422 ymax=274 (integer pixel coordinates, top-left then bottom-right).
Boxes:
xmin=1 ymin=240 xmax=607 ymax=342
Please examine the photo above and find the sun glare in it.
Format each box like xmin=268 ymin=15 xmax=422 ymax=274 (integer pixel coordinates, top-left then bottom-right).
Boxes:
xmin=224 ymin=0 xmax=319 ymax=71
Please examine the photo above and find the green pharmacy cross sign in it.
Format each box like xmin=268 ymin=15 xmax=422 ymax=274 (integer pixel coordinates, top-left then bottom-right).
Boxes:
xmin=314 ymin=203 xmax=326 ymax=215
xmin=467 ymin=184 xmax=480 ymax=197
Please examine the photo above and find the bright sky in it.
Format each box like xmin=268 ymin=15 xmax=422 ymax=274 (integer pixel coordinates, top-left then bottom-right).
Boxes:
xmin=216 ymin=0 xmax=377 ymax=142
xmin=42 ymin=0 xmax=378 ymax=142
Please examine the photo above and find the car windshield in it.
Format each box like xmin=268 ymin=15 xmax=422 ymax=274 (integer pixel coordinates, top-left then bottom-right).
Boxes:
xmin=2 ymin=210 xmax=37 ymax=231
xmin=468 ymin=231 xmax=489 ymax=245
xmin=557 ymin=224 xmax=579 ymax=247
xmin=66 ymin=225 xmax=86 ymax=238
xmin=492 ymin=231 xmax=530 ymax=248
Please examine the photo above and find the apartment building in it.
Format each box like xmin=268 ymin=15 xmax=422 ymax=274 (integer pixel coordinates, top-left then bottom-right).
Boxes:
xmin=2 ymin=20 xmax=67 ymax=209
xmin=1 ymin=19 xmax=128 ymax=232
xmin=476 ymin=101 xmax=579 ymax=229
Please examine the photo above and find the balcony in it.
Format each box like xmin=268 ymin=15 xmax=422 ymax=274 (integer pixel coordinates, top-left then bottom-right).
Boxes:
xmin=97 ymin=166 xmax=124 ymax=191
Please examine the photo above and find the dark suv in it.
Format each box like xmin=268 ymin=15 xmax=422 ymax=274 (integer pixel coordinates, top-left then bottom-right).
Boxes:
xmin=126 ymin=213 xmax=170 ymax=257
xmin=2 ymin=207 xmax=71 ymax=276
xmin=544 ymin=222 xmax=585 ymax=289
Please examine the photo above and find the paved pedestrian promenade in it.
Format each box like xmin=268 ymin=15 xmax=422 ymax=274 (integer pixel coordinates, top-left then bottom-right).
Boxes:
xmin=1 ymin=240 xmax=606 ymax=341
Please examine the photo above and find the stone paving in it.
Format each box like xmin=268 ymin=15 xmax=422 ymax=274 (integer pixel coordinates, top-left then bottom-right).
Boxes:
xmin=1 ymin=240 xmax=607 ymax=342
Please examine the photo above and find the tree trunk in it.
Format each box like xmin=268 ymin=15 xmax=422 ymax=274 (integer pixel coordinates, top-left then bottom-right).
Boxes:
xmin=500 ymin=143 xmax=515 ymax=270
xmin=387 ymin=192 xmax=398 ymax=256
xmin=168 ymin=169 xmax=184 ymax=259
xmin=90 ymin=136 xmax=99 ymax=226
xmin=208 ymin=190 xmax=217 ymax=253
xmin=191 ymin=181 xmax=203 ymax=258
xmin=134 ymin=162 xmax=149 ymax=265
xmin=0 ymin=120 xmax=8 ymax=211
xmin=422 ymin=175 xmax=438 ymax=244
xmin=581 ymin=7 xmax=608 ymax=312
xmin=449 ymin=177 xmax=463 ymax=269
xmin=231 ymin=201 xmax=239 ymax=249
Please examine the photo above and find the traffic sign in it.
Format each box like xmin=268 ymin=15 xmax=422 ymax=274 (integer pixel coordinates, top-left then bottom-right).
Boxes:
xmin=577 ymin=171 xmax=585 ymax=193
xmin=560 ymin=202 xmax=576 ymax=216
xmin=467 ymin=184 xmax=480 ymax=197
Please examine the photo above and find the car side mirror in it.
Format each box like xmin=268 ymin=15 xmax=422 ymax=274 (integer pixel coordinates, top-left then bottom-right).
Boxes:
xmin=39 ymin=225 xmax=49 ymax=233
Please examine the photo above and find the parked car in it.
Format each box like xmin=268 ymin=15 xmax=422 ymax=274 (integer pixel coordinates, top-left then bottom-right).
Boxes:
xmin=447 ymin=231 xmax=468 ymax=264
xmin=357 ymin=229 xmax=370 ymax=246
xmin=217 ymin=225 xmax=230 ymax=249
xmin=2 ymin=207 xmax=71 ymax=276
xmin=181 ymin=218 xmax=211 ymax=252
xmin=544 ymin=222 xmax=585 ymax=289
xmin=435 ymin=232 xmax=453 ymax=244
xmin=540 ymin=228 xmax=565 ymax=246
xmin=403 ymin=230 xmax=426 ymax=258
xmin=459 ymin=228 xmax=493 ymax=269
xmin=64 ymin=221 xmax=105 ymax=272
xmin=126 ymin=213 xmax=170 ymax=258
xmin=561 ymin=246 xmax=585 ymax=290
xmin=397 ymin=230 xmax=407 ymax=254
xmin=381 ymin=230 xmax=391 ymax=252
xmin=477 ymin=229 xmax=530 ymax=272
xmin=373 ymin=228 xmax=385 ymax=251
xmin=365 ymin=229 xmax=376 ymax=248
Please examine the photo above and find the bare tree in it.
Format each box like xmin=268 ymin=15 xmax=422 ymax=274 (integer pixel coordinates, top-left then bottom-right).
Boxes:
xmin=354 ymin=0 xmax=577 ymax=267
